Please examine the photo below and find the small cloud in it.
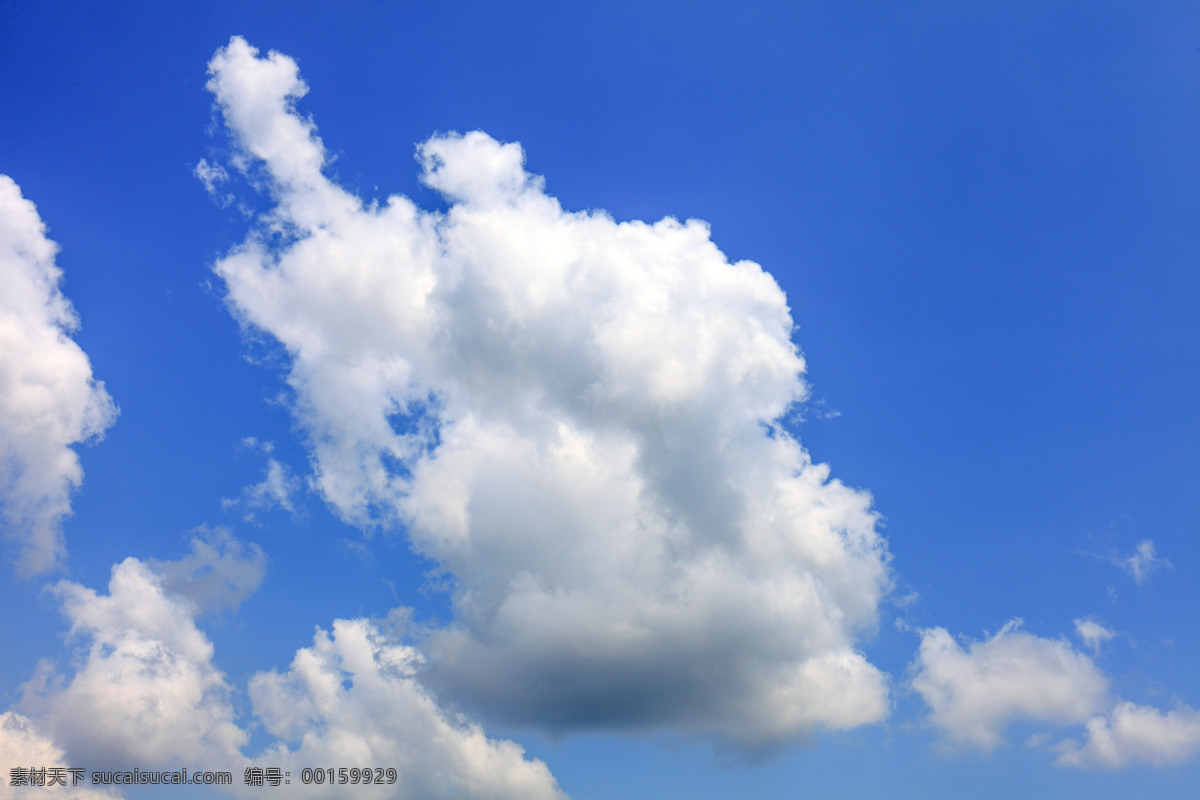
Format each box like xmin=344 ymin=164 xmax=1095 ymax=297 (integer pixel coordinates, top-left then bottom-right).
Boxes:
xmin=194 ymin=157 xmax=228 ymax=191
xmin=1074 ymin=618 xmax=1116 ymax=654
xmin=194 ymin=158 xmax=233 ymax=207
xmin=222 ymin=440 xmax=301 ymax=521
xmin=909 ymin=620 xmax=1108 ymax=752
xmin=246 ymin=458 xmax=299 ymax=514
xmin=1121 ymin=540 xmax=1170 ymax=585
xmin=338 ymin=537 xmax=373 ymax=562
xmin=792 ymin=397 xmax=841 ymax=422
xmin=382 ymin=578 xmax=399 ymax=603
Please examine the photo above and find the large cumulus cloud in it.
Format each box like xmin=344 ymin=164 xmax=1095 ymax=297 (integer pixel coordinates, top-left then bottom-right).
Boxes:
xmin=205 ymin=36 xmax=892 ymax=748
xmin=0 ymin=175 xmax=116 ymax=575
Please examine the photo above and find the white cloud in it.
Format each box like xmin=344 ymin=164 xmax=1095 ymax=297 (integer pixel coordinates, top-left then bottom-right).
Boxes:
xmin=0 ymin=712 xmax=121 ymax=800
xmin=1073 ymin=618 xmax=1115 ymax=654
xmin=146 ymin=526 xmax=266 ymax=614
xmin=246 ymin=617 xmax=566 ymax=800
xmin=1056 ymin=702 xmax=1200 ymax=768
xmin=204 ymin=36 xmax=891 ymax=749
xmin=194 ymin=157 xmax=233 ymax=208
xmin=910 ymin=621 xmax=1108 ymax=751
xmin=18 ymin=558 xmax=246 ymax=769
xmin=0 ymin=174 xmax=117 ymax=575
xmin=1122 ymin=539 xmax=1169 ymax=585
xmin=11 ymin=543 xmax=564 ymax=799
xmin=240 ymin=436 xmax=271 ymax=452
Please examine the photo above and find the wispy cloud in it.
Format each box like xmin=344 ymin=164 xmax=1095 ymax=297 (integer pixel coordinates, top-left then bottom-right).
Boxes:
xmin=1121 ymin=540 xmax=1169 ymax=585
xmin=194 ymin=157 xmax=232 ymax=206
xmin=146 ymin=526 xmax=266 ymax=615
xmin=221 ymin=441 xmax=302 ymax=521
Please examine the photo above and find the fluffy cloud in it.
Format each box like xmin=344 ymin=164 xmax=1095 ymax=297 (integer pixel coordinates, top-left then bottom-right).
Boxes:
xmin=246 ymin=617 xmax=566 ymax=800
xmin=0 ymin=175 xmax=117 ymax=575
xmin=18 ymin=558 xmax=247 ymax=768
xmin=205 ymin=37 xmax=891 ymax=748
xmin=910 ymin=621 xmax=1108 ymax=751
xmin=12 ymin=542 xmax=567 ymax=799
xmin=1055 ymin=702 xmax=1200 ymax=769
xmin=0 ymin=712 xmax=121 ymax=800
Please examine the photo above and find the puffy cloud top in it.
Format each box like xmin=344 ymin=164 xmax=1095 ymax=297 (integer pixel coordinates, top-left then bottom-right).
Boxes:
xmin=19 ymin=558 xmax=247 ymax=768
xmin=0 ymin=175 xmax=116 ymax=574
xmin=18 ymin=558 xmax=247 ymax=768
xmin=206 ymin=36 xmax=891 ymax=749
xmin=1056 ymin=702 xmax=1200 ymax=769
xmin=910 ymin=621 xmax=1109 ymax=751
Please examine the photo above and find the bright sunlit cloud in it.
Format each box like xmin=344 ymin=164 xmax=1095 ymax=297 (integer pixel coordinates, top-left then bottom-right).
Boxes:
xmin=205 ymin=36 xmax=891 ymax=750
xmin=910 ymin=621 xmax=1108 ymax=752
xmin=1056 ymin=702 xmax=1200 ymax=769
xmin=0 ymin=176 xmax=116 ymax=575
xmin=15 ymin=537 xmax=566 ymax=800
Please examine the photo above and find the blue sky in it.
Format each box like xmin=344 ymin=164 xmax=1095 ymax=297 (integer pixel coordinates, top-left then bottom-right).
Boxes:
xmin=2 ymin=3 xmax=1198 ymax=798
